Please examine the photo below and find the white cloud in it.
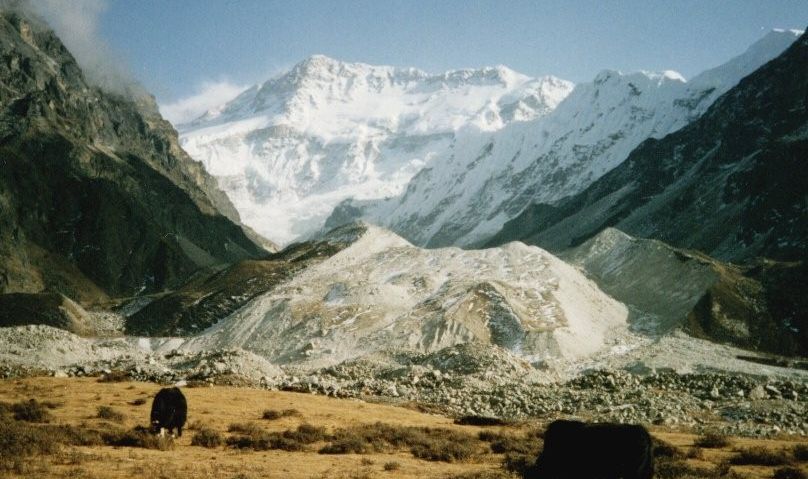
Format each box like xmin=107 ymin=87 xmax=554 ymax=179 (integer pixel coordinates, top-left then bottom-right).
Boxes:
xmin=159 ymin=81 xmax=248 ymax=125
xmin=18 ymin=0 xmax=136 ymax=93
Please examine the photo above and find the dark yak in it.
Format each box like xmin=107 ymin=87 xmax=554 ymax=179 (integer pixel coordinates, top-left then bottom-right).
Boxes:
xmin=525 ymin=419 xmax=653 ymax=479
xmin=150 ymin=387 xmax=187 ymax=437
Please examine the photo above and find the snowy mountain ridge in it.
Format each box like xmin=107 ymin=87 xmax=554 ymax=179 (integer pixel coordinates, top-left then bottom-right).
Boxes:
xmin=177 ymin=29 xmax=801 ymax=247
xmin=334 ymin=28 xmax=802 ymax=247
xmin=179 ymin=55 xmax=574 ymax=245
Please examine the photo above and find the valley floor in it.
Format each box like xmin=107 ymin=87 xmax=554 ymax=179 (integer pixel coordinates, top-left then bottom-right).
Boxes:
xmin=0 ymin=377 xmax=806 ymax=479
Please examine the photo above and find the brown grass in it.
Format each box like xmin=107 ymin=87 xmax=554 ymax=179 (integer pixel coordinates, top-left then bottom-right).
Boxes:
xmin=0 ymin=377 xmax=805 ymax=479
xmin=320 ymin=421 xmax=480 ymax=462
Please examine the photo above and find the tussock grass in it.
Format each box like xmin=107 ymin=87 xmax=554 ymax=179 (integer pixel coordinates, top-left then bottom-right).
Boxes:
xmin=695 ymin=431 xmax=732 ymax=448
xmin=793 ymin=444 xmax=808 ymax=462
xmin=191 ymin=427 xmax=223 ymax=448
xmin=0 ymin=417 xmax=61 ymax=469
xmin=96 ymin=405 xmax=124 ymax=422
xmin=320 ymin=422 xmax=480 ymax=463
xmin=454 ymin=415 xmax=513 ymax=427
xmin=101 ymin=426 xmax=175 ymax=450
xmin=97 ymin=370 xmax=130 ymax=383
xmin=262 ymin=408 xmax=301 ymax=420
xmin=730 ymin=446 xmax=792 ymax=466
xmin=227 ymin=423 xmax=327 ymax=452
xmin=774 ymin=466 xmax=807 ymax=479
xmin=8 ymin=398 xmax=56 ymax=422
xmin=654 ymin=457 xmax=734 ymax=479
xmin=448 ymin=471 xmax=514 ymax=479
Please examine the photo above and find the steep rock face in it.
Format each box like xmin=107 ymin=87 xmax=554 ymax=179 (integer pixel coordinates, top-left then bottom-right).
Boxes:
xmin=179 ymin=55 xmax=574 ymax=245
xmin=0 ymin=292 xmax=94 ymax=336
xmin=562 ymin=228 xmax=805 ymax=355
xmin=124 ymin=228 xmax=360 ymax=336
xmin=331 ymin=30 xmax=801 ymax=247
xmin=488 ymin=30 xmax=807 ymax=264
xmin=180 ymin=223 xmax=631 ymax=369
xmin=0 ymin=11 xmax=266 ymax=299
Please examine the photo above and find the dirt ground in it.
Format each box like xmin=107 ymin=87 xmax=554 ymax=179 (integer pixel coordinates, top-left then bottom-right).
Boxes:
xmin=0 ymin=377 xmax=805 ymax=479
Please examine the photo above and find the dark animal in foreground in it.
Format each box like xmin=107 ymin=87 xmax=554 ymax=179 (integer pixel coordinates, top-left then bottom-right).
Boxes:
xmin=150 ymin=387 xmax=187 ymax=437
xmin=525 ymin=419 xmax=653 ymax=479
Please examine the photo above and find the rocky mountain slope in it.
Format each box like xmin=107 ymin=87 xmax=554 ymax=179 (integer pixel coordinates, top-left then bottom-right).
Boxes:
xmin=176 ymin=223 xmax=632 ymax=370
xmin=488 ymin=29 xmax=807 ymax=264
xmin=0 ymin=10 xmax=267 ymax=300
xmin=179 ymin=55 xmax=574 ymax=246
xmin=560 ymin=228 xmax=806 ymax=356
xmin=123 ymin=229 xmax=360 ymax=336
xmin=329 ymin=29 xmax=802 ymax=247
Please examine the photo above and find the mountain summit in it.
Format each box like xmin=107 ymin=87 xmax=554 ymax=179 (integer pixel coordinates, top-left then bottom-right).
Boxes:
xmin=178 ymin=56 xmax=574 ymax=245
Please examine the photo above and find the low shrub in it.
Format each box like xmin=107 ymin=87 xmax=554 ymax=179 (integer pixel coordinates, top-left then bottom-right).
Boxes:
xmin=694 ymin=431 xmax=731 ymax=448
xmin=43 ymin=424 xmax=103 ymax=446
xmin=503 ymin=453 xmax=535 ymax=476
xmin=227 ymin=422 xmax=264 ymax=435
xmin=319 ymin=435 xmax=369 ymax=454
xmin=191 ymin=427 xmax=223 ymax=448
xmin=11 ymin=399 xmax=54 ymax=423
xmin=227 ymin=424 xmax=327 ymax=452
xmin=262 ymin=408 xmax=300 ymax=420
xmin=448 ymin=471 xmax=513 ymax=479
xmin=97 ymin=371 xmax=129 ymax=382
xmin=129 ymin=398 xmax=147 ymax=406
xmin=730 ymin=447 xmax=792 ymax=466
xmin=410 ymin=438 xmax=476 ymax=462
xmin=0 ymin=418 xmax=61 ymax=465
xmin=102 ymin=426 xmax=174 ymax=450
xmin=653 ymin=438 xmax=685 ymax=459
xmin=383 ymin=461 xmax=400 ymax=471
xmin=793 ymin=444 xmax=808 ymax=462
xmin=774 ymin=466 xmax=807 ymax=479
xmin=97 ymin=406 xmax=124 ymax=422
xmin=654 ymin=458 xmax=718 ymax=479
xmin=319 ymin=422 xmax=480 ymax=462
xmin=454 ymin=415 xmax=512 ymax=426
xmin=478 ymin=429 xmax=541 ymax=456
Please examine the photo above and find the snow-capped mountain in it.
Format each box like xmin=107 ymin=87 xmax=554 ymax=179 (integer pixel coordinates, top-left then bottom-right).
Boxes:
xmin=179 ymin=55 xmax=573 ymax=245
xmin=332 ymin=29 xmax=802 ymax=247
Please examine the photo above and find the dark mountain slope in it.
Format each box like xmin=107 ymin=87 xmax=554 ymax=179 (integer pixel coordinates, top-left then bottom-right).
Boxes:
xmin=561 ymin=228 xmax=805 ymax=356
xmin=487 ymin=30 xmax=808 ymax=264
xmin=0 ymin=11 xmax=266 ymax=299
xmin=124 ymin=223 xmax=365 ymax=336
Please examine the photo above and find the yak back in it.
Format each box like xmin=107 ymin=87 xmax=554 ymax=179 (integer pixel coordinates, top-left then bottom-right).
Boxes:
xmin=531 ymin=419 xmax=653 ymax=479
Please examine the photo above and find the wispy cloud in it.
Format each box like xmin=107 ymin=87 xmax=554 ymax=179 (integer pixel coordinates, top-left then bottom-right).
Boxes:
xmin=8 ymin=0 xmax=136 ymax=93
xmin=159 ymin=80 xmax=248 ymax=125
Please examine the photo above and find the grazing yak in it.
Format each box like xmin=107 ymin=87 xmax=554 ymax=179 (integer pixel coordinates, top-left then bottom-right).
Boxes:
xmin=150 ymin=387 xmax=187 ymax=437
xmin=525 ymin=419 xmax=653 ymax=479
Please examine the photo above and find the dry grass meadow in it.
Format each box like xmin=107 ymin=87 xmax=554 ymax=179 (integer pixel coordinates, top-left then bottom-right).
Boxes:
xmin=0 ymin=377 xmax=806 ymax=479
